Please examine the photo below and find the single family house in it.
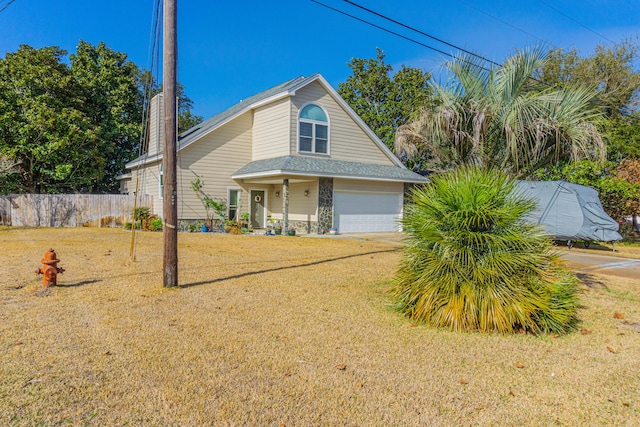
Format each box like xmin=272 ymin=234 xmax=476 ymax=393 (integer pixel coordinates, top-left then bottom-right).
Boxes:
xmin=120 ymin=73 xmax=427 ymax=234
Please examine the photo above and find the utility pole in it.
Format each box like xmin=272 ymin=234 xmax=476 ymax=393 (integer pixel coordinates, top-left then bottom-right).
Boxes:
xmin=163 ymin=0 xmax=178 ymax=287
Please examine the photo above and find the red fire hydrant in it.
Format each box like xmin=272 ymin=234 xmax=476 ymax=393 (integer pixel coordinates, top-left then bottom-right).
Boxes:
xmin=35 ymin=248 xmax=65 ymax=287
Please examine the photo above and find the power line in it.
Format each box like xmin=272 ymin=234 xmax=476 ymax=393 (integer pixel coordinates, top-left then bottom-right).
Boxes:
xmin=0 ymin=0 xmax=16 ymax=13
xmin=311 ymin=0 xmax=494 ymax=73
xmin=311 ymin=1 xmax=453 ymax=59
xmin=536 ymin=0 xmax=615 ymax=44
xmin=456 ymin=0 xmax=551 ymax=47
xmin=315 ymin=0 xmax=558 ymax=87
xmin=344 ymin=0 xmax=502 ymax=67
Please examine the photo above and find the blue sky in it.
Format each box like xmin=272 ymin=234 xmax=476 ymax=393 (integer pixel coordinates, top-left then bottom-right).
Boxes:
xmin=1 ymin=0 xmax=639 ymax=119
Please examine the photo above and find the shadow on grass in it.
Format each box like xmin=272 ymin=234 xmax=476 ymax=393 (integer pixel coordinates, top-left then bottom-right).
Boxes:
xmin=56 ymin=279 xmax=101 ymax=288
xmin=180 ymin=248 xmax=399 ymax=289
xmin=576 ymin=273 xmax=609 ymax=291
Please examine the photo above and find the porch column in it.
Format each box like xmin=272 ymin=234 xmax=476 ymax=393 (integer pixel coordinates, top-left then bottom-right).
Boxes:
xmin=282 ymin=178 xmax=289 ymax=232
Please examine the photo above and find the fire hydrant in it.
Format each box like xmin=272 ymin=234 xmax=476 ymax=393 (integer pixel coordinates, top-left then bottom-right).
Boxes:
xmin=35 ymin=248 xmax=65 ymax=287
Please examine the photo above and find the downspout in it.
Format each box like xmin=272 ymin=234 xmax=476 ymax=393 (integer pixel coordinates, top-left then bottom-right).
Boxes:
xmin=283 ymin=178 xmax=289 ymax=232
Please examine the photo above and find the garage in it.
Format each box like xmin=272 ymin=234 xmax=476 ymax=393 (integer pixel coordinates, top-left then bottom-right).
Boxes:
xmin=333 ymin=191 xmax=403 ymax=233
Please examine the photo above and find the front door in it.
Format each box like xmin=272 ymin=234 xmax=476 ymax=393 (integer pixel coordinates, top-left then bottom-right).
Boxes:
xmin=250 ymin=190 xmax=265 ymax=229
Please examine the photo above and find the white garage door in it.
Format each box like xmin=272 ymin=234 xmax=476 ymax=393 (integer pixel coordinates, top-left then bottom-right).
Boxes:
xmin=334 ymin=191 xmax=402 ymax=233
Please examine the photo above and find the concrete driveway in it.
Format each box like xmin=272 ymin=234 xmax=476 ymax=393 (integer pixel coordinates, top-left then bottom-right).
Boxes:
xmin=560 ymin=250 xmax=640 ymax=279
xmin=337 ymin=232 xmax=640 ymax=279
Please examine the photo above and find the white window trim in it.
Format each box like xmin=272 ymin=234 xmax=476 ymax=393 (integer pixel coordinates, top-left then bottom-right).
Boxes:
xmin=298 ymin=103 xmax=330 ymax=155
xmin=227 ymin=187 xmax=241 ymax=222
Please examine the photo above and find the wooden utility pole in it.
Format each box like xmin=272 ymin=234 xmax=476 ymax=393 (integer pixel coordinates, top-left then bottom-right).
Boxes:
xmin=163 ymin=0 xmax=178 ymax=287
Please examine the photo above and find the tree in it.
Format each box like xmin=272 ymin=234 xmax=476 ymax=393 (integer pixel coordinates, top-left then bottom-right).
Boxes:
xmin=338 ymin=48 xmax=432 ymax=160
xmin=601 ymin=112 xmax=640 ymax=160
xmin=395 ymin=47 xmax=605 ymax=177
xmin=176 ymin=83 xmax=203 ymax=133
xmin=0 ymin=42 xmax=202 ymax=194
xmin=392 ymin=166 xmax=579 ymax=334
xmin=0 ymin=45 xmax=97 ymax=193
xmin=149 ymin=79 xmax=203 ymax=134
xmin=70 ymin=40 xmax=144 ymax=192
xmin=536 ymin=40 xmax=640 ymax=118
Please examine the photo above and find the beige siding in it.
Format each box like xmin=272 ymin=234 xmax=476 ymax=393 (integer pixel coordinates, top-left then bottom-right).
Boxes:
xmin=130 ymin=162 xmax=163 ymax=215
xmin=334 ymin=179 xmax=403 ymax=194
xmin=119 ymin=177 xmax=132 ymax=194
xmin=130 ymin=113 xmax=253 ymax=221
xmin=176 ymin=112 xmax=253 ymax=220
xmin=147 ymin=94 xmax=164 ymax=157
xmin=290 ymin=81 xmax=394 ymax=165
xmin=252 ymin=97 xmax=291 ymax=160
xmin=268 ymin=180 xmax=318 ymax=222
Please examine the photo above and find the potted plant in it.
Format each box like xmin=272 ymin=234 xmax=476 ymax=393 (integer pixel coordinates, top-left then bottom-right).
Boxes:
xmin=273 ymin=221 xmax=282 ymax=235
xmin=240 ymin=212 xmax=250 ymax=228
xmin=329 ymin=227 xmax=338 ymax=235
xmin=224 ymin=219 xmax=235 ymax=233
xmin=287 ymin=227 xmax=296 ymax=236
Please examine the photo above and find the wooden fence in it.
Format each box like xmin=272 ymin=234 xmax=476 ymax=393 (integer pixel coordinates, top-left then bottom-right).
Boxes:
xmin=0 ymin=194 xmax=153 ymax=227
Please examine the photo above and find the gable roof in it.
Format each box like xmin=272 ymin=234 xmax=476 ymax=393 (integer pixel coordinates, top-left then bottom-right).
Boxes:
xmin=126 ymin=73 xmax=405 ymax=169
xmin=232 ymin=155 xmax=427 ymax=183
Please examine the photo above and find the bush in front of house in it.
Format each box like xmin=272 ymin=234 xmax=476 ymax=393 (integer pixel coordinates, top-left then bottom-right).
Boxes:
xmin=392 ymin=166 xmax=579 ymax=335
xmin=149 ymin=217 xmax=162 ymax=231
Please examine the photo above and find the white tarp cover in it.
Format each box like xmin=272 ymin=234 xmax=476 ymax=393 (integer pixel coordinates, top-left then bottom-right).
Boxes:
xmin=516 ymin=181 xmax=622 ymax=242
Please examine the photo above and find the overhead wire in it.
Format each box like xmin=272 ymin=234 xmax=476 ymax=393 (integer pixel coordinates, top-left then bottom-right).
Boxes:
xmin=310 ymin=0 xmax=494 ymax=73
xmin=535 ymin=0 xmax=615 ymax=44
xmin=317 ymin=1 xmax=568 ymax=88
xmin=344 ymin=0 xmax=502 ymax=67
xmin=311 ymin=1 xmax=453 ymax=60
xmin=0 ymin=0 xmax=15 ymax=14
xmin=131 ymin=0 xmax=162 ymax=260
xmin=455 ymin=0 xmax=551 ymax=47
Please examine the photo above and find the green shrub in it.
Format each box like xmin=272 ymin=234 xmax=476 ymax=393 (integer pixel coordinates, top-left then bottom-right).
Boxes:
xmin=149 ymin=217 xmax=163 ymax=231
xmin=392 ymin=166 xmax=579 ymax=335
xmin=124 ymin=221 xmax=141 ymax=230
xmin=133 ymin=207 xmax=150 ymax=221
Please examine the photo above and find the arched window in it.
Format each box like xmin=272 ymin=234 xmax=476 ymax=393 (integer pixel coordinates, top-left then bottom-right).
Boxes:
xmin=299 ymin=104 xmax=329 ymax=154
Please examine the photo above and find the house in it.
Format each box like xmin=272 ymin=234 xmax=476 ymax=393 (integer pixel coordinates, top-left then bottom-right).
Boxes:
xmin=121 ymin=74 xmax=427 ymax=234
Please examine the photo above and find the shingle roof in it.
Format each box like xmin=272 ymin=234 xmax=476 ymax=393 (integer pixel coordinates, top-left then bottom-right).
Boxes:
xmin=232 ymin=156 xmax=427 ymax=183
xmin=176 ymin=75 xmax=312 ymax=148
xmin=126 ymin=75 xmax=315 ymax=167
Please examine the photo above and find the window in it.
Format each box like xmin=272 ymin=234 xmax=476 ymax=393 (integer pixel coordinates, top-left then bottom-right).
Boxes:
xmin=299 ymin=104 xmax=329 ymax=154
xmin=228 ymin=189 xmax=240 ymax=221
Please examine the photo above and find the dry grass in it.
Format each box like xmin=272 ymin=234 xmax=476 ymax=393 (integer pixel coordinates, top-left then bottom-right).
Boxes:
xmin=1 ymin=227 xmax=639 ymax=426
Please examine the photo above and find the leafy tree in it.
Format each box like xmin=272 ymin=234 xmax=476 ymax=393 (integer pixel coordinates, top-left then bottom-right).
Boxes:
xmin=395 ymin=47 xmax=605 ymax=177
xmin=0 ymin=42 xmax=202 ymax=194
xmin=0 ymin=155 xmax=19 ymax=177
xmin=149 ymin=79 xmax=203 ymax=134
xmin=393 ymin=166 xmax=579 ymax=334
xmin=338 ymin=48 xmax=433 ymax=159
xmin=0 ymin=45 xmax=97 ymax=193
xmin=536 ymin=40 xmax=640 ymax=118
xmin=70 ymin=40 xmax=144 ymax=192
xmin=176 ymin=83 xmax=203 ymax=133
xmin=601 ymin=112 xmax=640 ymax=160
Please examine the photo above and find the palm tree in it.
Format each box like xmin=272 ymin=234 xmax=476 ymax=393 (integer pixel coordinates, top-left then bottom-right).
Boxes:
xmin=395 ymin=47 xmax=605 ymax=177
xmin=392 ymin=166 xmax=579 ymax=334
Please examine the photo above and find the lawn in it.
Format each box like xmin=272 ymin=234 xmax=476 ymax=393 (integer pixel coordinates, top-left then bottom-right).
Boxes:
xmin=1 ymin=227 xmax=639 ymax=426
